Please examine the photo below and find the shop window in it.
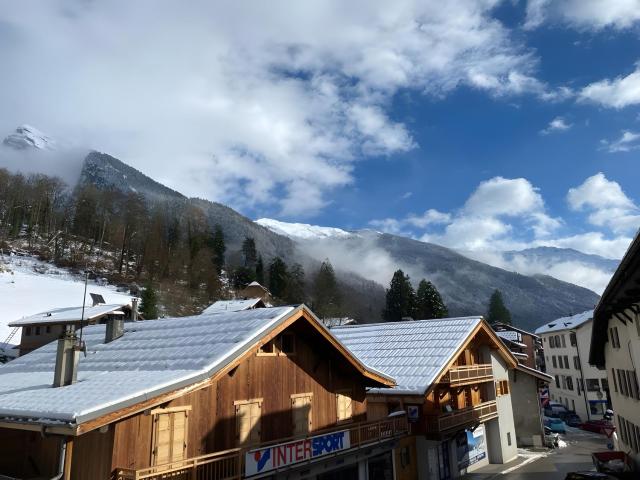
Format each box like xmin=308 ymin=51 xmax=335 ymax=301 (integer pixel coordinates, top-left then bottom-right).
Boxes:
xmin=336 ymin=390 xmax=353 ymax=422
xmin=235 ymin=399 xmax=262 ymax=446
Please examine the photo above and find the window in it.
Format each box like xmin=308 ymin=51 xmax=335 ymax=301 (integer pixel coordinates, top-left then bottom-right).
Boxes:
xmin=258 ymin=339 xmax=277 ymax=356
xmin=496 ymin=380 xmax=510 ymax=396
xmin=550 ymin=336 xmax=555 ymax=348
xmin=570 ymin=332 xmax=577 ymax=346
xmin=561 ymin=335 xmax=566 ymax=348
xmin=291 ymin=393 xmax=312 ymax=436
xmin=235 ymin=399 xmax=262 ymax=445
xmin=555 ymin=335 xmax=560 ymax=347
xmin=35 ymin=326 xmax=41 ymax=335
xmin=566 ymin=376 xmax=574 ymax=391
xmin=577 ymin=378 xmax=582 ymax=395
xmin=586 ymin=379 xmax=600 ymax=392
xmin=555 ymin=375 xmax=560 ymax=388
xmin=507 ymin=432 xmax=512 ymax=446
xmin=151 ymin=406 xmax=190 ymax=466
xmin=610 ymin=327 xmax=621 ymax=349
xmin=279 ymin=333 xmax=296 ymax=355
xmin=25 ymin=327 xmax=31 ymax=336
xmin=573 ymin=356 xmax=580 ymax=370
xmin=612 ymin=369 xmax=618 ymax=393
xmin=601 ymin=378 xmax=609 ymax=392
xmin=45 ymin=325 xmax=51 ymax=334
xmin=564 ymin=356 xmax=569 ymax=369
xmin=336 ymin=390 xmax=353 ymax=422
xmin=552 ymin=356 xmax=557 ymax=368
xmin=572 ymin=399 xmax=576 ymax=411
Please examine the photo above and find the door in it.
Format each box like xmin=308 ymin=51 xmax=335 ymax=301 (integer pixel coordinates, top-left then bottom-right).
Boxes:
xmin=291 ymin=394 xmax=312 ymax=436
xmin=151 ymin=408 xmax=189 ymax=467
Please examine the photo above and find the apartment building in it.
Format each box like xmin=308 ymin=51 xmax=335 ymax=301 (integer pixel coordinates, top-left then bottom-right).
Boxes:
xmin=590 ymin=231 xmax=640 ymax=458
xmin=535 ymin=311 xmax=610 ymax=421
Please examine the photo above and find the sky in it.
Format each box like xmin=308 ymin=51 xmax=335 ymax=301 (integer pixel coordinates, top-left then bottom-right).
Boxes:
xmin=0 ymin=0 xmax=639 ymax=266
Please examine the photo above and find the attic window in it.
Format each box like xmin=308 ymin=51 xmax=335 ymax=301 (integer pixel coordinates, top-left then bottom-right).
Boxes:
xmin=258 ymin=340 xmax=276 ymax=356
xmin=279 ymin=333 xmax=296 ymax=355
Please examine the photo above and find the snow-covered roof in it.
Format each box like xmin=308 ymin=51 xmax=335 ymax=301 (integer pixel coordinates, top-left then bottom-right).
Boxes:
xmin=515 ymin=364 xmax=553 ymax=382
xmin=201 ymin=298 xmax=264 ymax=315
xmin=332 ymin=317 xmax=482 ymax=395
xmin=496 ymin=330 xmax=521 ymax=342
xmin=0 ymin=307 xmax=297 ymax=426
xmin=534 ymin=310 xmax=593 ymax=335
xmin=8 ymin=303 xmax=130 ymax=327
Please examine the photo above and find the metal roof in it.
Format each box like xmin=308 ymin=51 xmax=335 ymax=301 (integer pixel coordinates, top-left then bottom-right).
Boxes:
xmin=496 ymin=330 xmax=520 ymax=342
xmin=0 ymin=307 xmax=296 ymax=426
xmin=534 ymin=310 xmax=593 ymax=335
xmin=201 ymin=298 xmax=264 ymax=315
xmin=8 ymin=303 xmax=130 ymax=327
xmin=332 ymin=317 xmax=482 ymax=395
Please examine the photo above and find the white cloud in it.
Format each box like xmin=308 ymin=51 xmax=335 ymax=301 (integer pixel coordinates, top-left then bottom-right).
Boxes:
xmin=525 ymin=0 xmax=640 ymax=30
xmin=579 ymin=65 xmax=640 ymax=109
xmin=601 ymin=130 xmax=640 ymax=153
xmin=540 ymin=116 xmax=572 ymax=135
xmin=567 ymin=172 xmax=640 ymax=233
xmin=406 ymin=209 xmax=452 ymax=228
xmin=544 ymin=232 xmax=633 ymax=259
xmin=0 ymin=1 xmax=562 ymax=217
xmin=463 ymin=177 xmax=545 ymax=216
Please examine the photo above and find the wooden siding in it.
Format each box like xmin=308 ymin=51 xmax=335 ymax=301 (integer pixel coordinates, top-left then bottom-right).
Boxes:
xmin=71 ymin=428 xmax=115 ymax=480
xmin=0 ymin=427 xmax=62 ymax=478
xmin=70 ymin=318 xmax=368 ymax=478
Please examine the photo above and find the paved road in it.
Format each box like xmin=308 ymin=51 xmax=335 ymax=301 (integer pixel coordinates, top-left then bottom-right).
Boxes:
xmin=465 ymin=428 xmax=611 ymax=480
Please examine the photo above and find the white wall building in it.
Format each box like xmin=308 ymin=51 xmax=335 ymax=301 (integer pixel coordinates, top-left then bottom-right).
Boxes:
xmin=590 ymin=232 xmax=640 ymax=459
xmin=535 ymin=311 xmax=610 ymax=421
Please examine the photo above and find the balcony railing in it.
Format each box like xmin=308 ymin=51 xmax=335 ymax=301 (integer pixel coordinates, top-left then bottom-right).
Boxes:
xmin=114 ymin=416 xmax=409 ymax=480
xmin=439 ymin=364 xmax=493 ymax=386
xmin=426 ymin=400 xmax=498 ymax=434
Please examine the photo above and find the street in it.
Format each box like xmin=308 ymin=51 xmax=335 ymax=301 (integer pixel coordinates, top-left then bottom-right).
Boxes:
xmin=464 ymin=428 xmax=611 ymax=480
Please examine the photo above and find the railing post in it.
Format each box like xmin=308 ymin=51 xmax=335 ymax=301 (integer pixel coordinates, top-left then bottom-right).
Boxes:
xmin=191 ymin=458 xmax=197 ymax=480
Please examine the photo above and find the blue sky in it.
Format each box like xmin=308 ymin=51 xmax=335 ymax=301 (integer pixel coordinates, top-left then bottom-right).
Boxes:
xmin=0 ymin=0 xmax=639 ymax=264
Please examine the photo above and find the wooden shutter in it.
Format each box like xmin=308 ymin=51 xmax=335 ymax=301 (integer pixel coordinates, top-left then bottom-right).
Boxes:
xmin=235 ymin=400 xmax=262 ymax=445
xmin=151 ymin=407 xmax=190 ymax=467
xmin=292 ymin=394 xmax=312 ymax=436
xmin=336 ymin=391 xmax=353 ymax=421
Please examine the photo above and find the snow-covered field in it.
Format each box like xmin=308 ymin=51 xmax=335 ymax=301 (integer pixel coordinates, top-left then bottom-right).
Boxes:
xmin=0 ymin=254 xmax=133 ymax=343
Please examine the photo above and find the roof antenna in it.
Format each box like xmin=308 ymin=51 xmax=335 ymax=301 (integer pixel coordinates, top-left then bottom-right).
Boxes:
xmin=77 ymin=267 xmax=89 ymax=356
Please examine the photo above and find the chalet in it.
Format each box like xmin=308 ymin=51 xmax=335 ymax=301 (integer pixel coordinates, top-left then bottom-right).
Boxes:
xmin=590 ymin=230 xmax=640 ymax=458
xmin=7 ymin=294 xmax=138 ymax=356
xmin=238 ymin=282 xmax=273 ymax=304
xmin=333 ymin=316 xmax=519 ymax=480
xmin=0 ymin=305 xmax=408 ymax=480
xmin=202 ymin=298 xmax=265 ymax=315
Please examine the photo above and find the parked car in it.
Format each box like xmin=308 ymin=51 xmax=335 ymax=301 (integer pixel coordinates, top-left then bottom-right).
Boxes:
xmin=561 ymin=412 xmax=583 ymax=427
xmin=581 ymin=419 xmax=614 ymax=434
xmin=544 ymin=402 xmax=569 ymax=418
xmin=544 ymin=416 xmax=567 ymax=433
xmin=544 ymin=426 xmax=560 ymax=448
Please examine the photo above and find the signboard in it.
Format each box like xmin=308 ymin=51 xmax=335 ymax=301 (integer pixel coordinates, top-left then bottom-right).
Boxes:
xmin=456 ymin=426 xmax=486 ymax=469
xmin=245 ymin=430 xmax=351 ymax=477
xmin=407 ymin=405 xmax=420 ymax=423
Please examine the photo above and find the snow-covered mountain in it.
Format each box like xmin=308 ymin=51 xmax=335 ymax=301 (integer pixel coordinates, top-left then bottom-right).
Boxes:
xmin=256 ymin=218 xmax=599 ymax=331
xmin=256 ymin=218 xmax=355 ymax=240
xmin=2 ymin=125 xmax=56 ymax=150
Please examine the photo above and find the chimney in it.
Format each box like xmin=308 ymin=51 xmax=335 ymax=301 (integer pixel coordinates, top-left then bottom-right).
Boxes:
xmin=53 ymin=331 xmax=80 ymax=387
xmin=105 ymin=316 xmax=124 ymax=343
xmin=131 ymin=298 xmax=139 ymax=321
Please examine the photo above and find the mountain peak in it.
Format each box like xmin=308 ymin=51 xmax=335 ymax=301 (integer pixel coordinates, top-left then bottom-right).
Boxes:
xmin=3 ymin=124 xmax=56 ymax=151
xmin=256 ymin=218 xmax=355 ymax=240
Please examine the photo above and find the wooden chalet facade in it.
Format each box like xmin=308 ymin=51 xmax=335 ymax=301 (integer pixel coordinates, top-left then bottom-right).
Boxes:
xmin=0 ymin=305 xmax=407 ymax=480
xmin=334 ymin=317 xmax=519 ymax=480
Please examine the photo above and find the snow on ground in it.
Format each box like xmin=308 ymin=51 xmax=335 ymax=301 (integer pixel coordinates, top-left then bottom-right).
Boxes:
xmin=256 ymin=218 xmax=354 ymax=240
xmin=0 ymin=254 xmax=133 ymax=343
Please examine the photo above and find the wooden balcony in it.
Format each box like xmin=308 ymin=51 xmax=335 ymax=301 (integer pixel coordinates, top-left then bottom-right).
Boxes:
xmin=439 ymin=364 xmax=493 ymax=386
xmin=426 ymin=400 xmax=498 ymax=435
xmin=114 ymin=416 xmax=409 ymax=480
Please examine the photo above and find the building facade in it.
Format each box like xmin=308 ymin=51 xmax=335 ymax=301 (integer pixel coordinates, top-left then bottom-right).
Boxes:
xmin=536 ymin=311 xmax=610 ymax=421
xmin=493 ymin=324 xmax=544 ymax=371
xmin=334 ymin=317 xmax=519 ymax=480
xmin=590 ymin=231 xmax=640 ymax=458
xmin=0 ymin=305 xmax=406 ymax=480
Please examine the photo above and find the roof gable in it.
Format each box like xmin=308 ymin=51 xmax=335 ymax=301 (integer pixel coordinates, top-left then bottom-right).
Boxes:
xmin=534 ymin=310 xmax=593 ymax=335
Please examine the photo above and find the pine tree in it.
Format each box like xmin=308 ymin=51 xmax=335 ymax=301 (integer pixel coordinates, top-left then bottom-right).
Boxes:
xmin=312 ymin=260 xmax=342 ymax=319
xmin=382 ymin=269 xmax=417 ymax=322
xmin=285 ymin=263 xmax=306 ymax=304
xmin=242 ymin=237 xmax=257 ymax=268
xmin=232 ymin=266 xmax=256 ymax=290
xmin=255 ymin=255 xmax=265 ymax=285
xmin=416 ymin=279 xmax=448 ymax=319
xmin=268 ymin=257 xmax=289 ymax=299
xmin=140 ymin=282 xmax=159 ymax=319
xmin=486 ymin=289 xmax=511 ymax=325
xmin=211 ymin=224 xmax=226 ymax=274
